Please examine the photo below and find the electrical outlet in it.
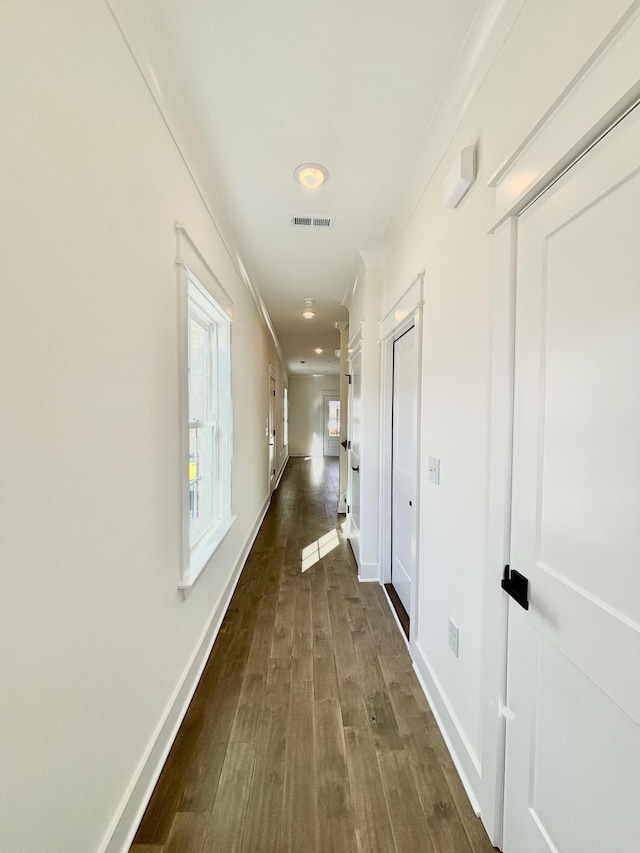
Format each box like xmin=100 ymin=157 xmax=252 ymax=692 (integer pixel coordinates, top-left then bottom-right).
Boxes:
xmin=448 ymin=618 xmax=459 ymax=657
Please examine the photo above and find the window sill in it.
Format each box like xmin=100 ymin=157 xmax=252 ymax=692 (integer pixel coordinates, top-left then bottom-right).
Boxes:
xmin=179 ymin=515 xmax=237 ymax=593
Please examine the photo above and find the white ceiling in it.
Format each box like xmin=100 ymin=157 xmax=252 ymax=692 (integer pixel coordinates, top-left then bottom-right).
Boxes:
xmin=110 ymin=0 xmax=484 ymax=374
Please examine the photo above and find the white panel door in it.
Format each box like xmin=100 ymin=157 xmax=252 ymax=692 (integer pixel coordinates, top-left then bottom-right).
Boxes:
xmin=323 ymin=396 xmax=341 ymax=456
xmin=391 ymin=326 xmax=417 ymax=616
xmin=504 ymin=105 xmax=640 ymax=853
xmin=348 ymin=348 xmax=362 ymax=567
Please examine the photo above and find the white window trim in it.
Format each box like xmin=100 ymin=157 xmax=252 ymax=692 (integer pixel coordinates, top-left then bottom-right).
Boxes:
xmin=176 ymin=226 xmax=236 ymax=591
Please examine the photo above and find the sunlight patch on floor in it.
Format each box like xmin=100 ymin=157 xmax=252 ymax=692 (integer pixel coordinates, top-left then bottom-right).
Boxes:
xmin=301 ymin=529 xmax=340 ymax=572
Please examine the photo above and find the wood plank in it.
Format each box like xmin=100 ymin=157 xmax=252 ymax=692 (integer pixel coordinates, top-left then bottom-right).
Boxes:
xmin=311 ymin=567 xmax=339 ymax=701
xmin=129 ymin=846 xmax=163 ymax=853
xmin=241 ymin=659 xmax=291 ymax=853
xmin=352 ymin=634 xmax=403 ymax=752
xmin=344 ymin=726 xmax=396 ymax=853
xmin=403 ymin=743 xmax=476 ymax=853
xmin=377 ymin=749 xmax=436 ymax=853
xmin=203 ymin=743 xmax=256 ymax=853
xmin=281 ymin=678 xmax=317 ymax=853
xmin=315 ymin=699 xmax=357 ymax=850
xmin=178 ymin=741 xmax=228 ymax=812
xmin=270 ymin=573 xmax=296 ymax=658
xmin=327 ymin=586 xmax=369 ymax=728
xmin=244 ymin=593 xmax=278 ymax=675
xmin=229 ymin=672 xmax=266 ymax=744
xmin=164 ymin=812 xmax=208 ymax=853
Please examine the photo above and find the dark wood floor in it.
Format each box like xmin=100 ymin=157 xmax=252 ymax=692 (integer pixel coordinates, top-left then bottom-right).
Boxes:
xmin=131 ymin=457 xmax=495 ymax=853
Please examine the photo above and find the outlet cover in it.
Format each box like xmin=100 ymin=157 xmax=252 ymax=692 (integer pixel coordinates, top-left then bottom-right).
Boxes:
xmin=428 ymin=456 xmax=441 ymax=484
xmin=448 ymin=618 xmax=459 ymax=657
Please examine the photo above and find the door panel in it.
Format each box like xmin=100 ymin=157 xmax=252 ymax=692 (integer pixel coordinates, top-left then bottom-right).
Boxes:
xmin=391 ymin=326 xmax=417 ymax=616
xmin=504 ymin=106 xmax=640 ymax=853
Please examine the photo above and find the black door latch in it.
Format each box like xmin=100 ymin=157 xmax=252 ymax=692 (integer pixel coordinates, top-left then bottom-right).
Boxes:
xmin=501 ymin=565 xmax=529 ymax=610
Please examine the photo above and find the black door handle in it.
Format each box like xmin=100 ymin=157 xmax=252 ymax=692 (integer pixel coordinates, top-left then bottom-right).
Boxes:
xmin=501 ymin=565 xmax=529 ymax=610
xmin=352 ymin=465 xmax=360 ymax=472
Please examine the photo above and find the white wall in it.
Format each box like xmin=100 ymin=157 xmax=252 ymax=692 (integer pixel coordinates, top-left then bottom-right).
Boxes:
xmin=351 ymin=0 xmax=637 ymax=837
xmin=0 ymin=3 xmax=286 ymax=852
xmin=288 ymin=374 xmax=340 ymax=457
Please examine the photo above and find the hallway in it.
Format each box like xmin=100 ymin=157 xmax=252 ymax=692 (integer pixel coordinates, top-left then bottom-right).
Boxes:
xmin=130 ymin=458 xmax=494 ymax=853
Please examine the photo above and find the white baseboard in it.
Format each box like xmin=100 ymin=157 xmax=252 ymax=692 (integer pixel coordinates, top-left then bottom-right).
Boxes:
xmin=412 ymin=640 xmax=483 ymax=817
xmin=100 ymin=495 xmax=271 ymax=853
xmin=274 ymin=455 xmax=289 ymax=489
xmin=357 ymin=561 xmax=380 ymax=583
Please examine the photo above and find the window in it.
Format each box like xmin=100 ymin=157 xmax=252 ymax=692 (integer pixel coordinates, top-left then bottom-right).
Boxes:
xmin=181 ymin=270 xmax=233 ymax=588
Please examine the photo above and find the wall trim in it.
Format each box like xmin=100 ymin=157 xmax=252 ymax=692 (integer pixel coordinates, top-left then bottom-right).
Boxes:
xmin=488 ymin=1 xmax=640 ymax=230
xmin=357 ymin=561 xmax=380 ymax=583
xmin=347 ymin=320 xmax=364 ymax=352
xmin=100 ymin=493 xmax=271 ymax=853
xmin=379 ymin=273 xmax=424 ymax=341
xmin=479 ymin=217 xmax=516 ymax=848
xmin=413 ymin=641 xmax=482 ymax=816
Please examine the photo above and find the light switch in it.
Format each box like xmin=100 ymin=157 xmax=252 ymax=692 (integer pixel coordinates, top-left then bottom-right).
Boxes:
xmin=428 ymin=456 xmax=440 ymax=484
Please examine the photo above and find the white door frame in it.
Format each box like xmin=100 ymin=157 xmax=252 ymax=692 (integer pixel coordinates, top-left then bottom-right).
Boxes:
xmin=268 ymin=363 xmax=277 ymax=493
xmin=379 ymin=275 xmax=424 ymax=649
xmin=346 ymin=322 xmax=363 ymax=549
xmin=482 ymin=7 xmax=640 ymax=846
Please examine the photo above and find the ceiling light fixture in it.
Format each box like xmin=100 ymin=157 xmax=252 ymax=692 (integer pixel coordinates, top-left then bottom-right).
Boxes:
xmin=294 ymin=163 xmax=328 ymax=189
xmin=314 ymin=347 xmax=324 ymax=354
xmin=302 ymin=298 xmax=316 ymax=320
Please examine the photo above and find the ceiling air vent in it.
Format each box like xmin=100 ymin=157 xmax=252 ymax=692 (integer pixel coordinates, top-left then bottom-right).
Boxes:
xmin=290 ymin=215 xmax=335 ymax=228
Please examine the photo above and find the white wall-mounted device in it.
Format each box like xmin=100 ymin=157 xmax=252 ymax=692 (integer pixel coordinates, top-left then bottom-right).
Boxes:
xmin=443 ymin=144 xmax=476 ymax=209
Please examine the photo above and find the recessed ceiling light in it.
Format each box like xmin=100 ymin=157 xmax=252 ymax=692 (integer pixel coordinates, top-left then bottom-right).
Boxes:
xmin=294 ymin=163 xmax=328 ymax=189
xmin=314 ymin=347 xmax=323 ymax=354
xmin=302 ymin=298 xmax=316 ymax=320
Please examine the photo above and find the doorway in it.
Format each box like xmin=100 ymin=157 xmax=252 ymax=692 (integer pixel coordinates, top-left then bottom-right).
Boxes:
xmin=323 ymin=396 xmax=340 ymax=457
xmin=386 ymin=325 xmax=417 ymax=637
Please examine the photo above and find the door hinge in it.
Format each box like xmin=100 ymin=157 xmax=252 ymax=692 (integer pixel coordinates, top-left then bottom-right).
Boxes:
xmin=501 ymin=564 xmax=529 ymax=610
xmin=272 ymin=429 xmax=276 ymax=436
xmin=272 ymin=469 xmax=276 ymax=476
xmin=347 ymin=504 xmax=350 ymax=514
xmin=345 ymin=373 xmax=352 ymax=384
xmin=273 ymin=389 xmax=276 ymax=396
xmin=347 ymin=439 xmax=351 ymax=450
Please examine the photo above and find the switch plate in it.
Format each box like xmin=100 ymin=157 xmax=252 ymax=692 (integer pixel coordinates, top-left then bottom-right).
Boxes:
xmin=428 ymin=456 xmax=440 ymax=484
xmin=448 ymin=618 xmax=459 ymax=657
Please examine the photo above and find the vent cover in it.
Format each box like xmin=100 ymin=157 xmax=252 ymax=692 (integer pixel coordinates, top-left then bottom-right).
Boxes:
xmin=290 ymin=215 xmax=335 ymax=228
